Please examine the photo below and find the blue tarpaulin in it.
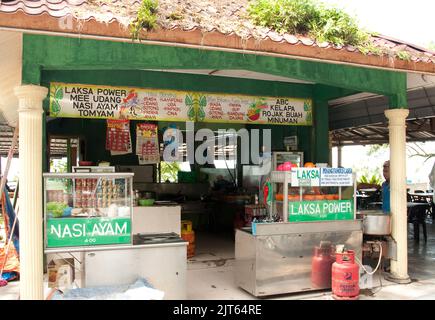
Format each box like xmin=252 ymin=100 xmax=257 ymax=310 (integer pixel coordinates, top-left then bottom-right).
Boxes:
xmin=2 ymin=187 xmax=19 ymax=255
xmin=51 ymin=278 xmax=165 ymax=300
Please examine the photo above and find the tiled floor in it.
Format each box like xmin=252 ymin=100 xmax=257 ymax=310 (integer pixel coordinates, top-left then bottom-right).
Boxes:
xmin=2 ymin=221 xmax=435 ymax=300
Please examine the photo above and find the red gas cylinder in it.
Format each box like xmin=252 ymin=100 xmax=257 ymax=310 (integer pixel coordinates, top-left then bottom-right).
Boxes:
xmin=311 ymin=245 xmax=335 ymax=289
xmin=332 ymin=250 xmax=360 ymax=300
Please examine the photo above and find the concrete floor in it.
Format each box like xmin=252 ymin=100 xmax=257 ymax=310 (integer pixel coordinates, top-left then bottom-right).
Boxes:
xmin=186 ymin=221 xmax=435 ymax=300
xmin=1 ymin=221 xmax=435 ymax=300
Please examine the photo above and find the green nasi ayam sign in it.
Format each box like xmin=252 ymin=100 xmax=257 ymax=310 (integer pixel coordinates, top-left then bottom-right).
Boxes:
xmin=288 ymin=200 xmax=354 ymax=222
xmin=46 ymin=217 xmax=131 ymax=247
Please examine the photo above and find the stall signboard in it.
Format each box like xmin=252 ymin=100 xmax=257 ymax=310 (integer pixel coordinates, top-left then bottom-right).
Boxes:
xmin=288 ymin=200 xmax=354 ymax=222
xmin=46 ymin=217 xmax=131 ymax=247
xmin=291 ymin=168 xmax=320 ymax=186
xmin=49 ymin=82 xmax=313 ymax=126
xmin=106 ymin=119 xmax=132 ymax=154
xmin=320 ymin=168 xmax=353 ymax=186
xmin=136 ymin=123 xmax=160 ymax=164
xmin=290 ymin=168 xmax=353 ymax=186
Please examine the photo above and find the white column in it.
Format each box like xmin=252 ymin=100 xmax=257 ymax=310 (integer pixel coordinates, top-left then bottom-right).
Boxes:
xmin=14 ymin=85 xmax=48 ymax=300
xmin=385 ymin=108 xmax=411 ymax=284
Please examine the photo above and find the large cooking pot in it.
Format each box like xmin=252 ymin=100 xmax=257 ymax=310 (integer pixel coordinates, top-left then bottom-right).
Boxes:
xmin=356 ymin=210 xmax=391 ymax=235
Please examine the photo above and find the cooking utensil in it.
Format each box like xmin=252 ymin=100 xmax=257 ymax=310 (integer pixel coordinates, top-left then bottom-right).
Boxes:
xmin=356 ymin=210 xmax=391 ymax=235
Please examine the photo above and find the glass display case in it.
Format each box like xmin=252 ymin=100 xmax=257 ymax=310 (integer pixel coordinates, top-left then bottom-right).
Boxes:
xmin=43 ymin=172 xmax=134 ymax=248
xmin=270 ymin=168 xmax=356 ymax=222
xmin=272 ymin=151 xmax=304 ymax=170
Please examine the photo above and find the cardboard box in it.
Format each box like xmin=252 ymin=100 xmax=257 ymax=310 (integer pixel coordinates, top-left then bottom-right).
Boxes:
xmin=48 ymin=259 xmax=75 ymax=289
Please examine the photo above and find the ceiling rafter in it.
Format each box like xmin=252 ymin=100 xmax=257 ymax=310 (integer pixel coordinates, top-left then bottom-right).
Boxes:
xmin=332 ymin=117 xmax=435 ymax=147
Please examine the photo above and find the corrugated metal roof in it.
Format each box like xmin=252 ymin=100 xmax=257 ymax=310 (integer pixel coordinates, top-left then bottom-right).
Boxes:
xmin=331 ymin=117 xmax=435 ymax=146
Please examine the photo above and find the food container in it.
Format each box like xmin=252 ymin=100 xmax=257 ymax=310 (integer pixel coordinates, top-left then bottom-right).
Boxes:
xmin=275 ymin=194 xmax=301 ymax=201
xmin=79 ymin=161 xmax=93 ymax=166
xmin=356 ymin=210 xmax=391 ymax=235
xmin=138 ymin=198 xmax=155 ymax=206
xmin=288 ymin=194 xmax=300 ymax=201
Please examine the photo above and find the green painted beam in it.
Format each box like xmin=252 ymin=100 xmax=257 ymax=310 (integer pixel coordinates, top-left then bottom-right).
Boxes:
xmin=389 ymin=93 xmax=408 ymax=109
xmin=41 ymin=69 xmax=313 ymax=98
xmin=314 ymin=85 xmax=359 ymax=101
xmin=23 ymin=34 xmax=407 ymax=97
xmin=313 ymin=98 xmax=330 ymax=163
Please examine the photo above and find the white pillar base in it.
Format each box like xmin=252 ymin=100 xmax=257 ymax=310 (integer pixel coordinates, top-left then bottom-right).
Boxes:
xmin=385 ymin=273 xmax=411 ymax=284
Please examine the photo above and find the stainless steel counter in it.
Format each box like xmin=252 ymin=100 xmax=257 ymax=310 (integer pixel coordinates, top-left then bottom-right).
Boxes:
xmin=45 ymin=241 xmax=186 ymax=254
xmin=235 ymin=220 xmax=363 ymax=297
xmin=45 ymin=239 xmax=188 ymax=299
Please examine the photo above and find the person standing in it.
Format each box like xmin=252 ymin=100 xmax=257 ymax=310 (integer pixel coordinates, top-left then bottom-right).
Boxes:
xmin=382 ymin=160 xmax=390 ymax=214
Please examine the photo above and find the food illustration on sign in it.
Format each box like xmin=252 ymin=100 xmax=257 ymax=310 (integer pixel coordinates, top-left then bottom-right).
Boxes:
xmin=197 ymin=94 xmax=207 ymax=121
xmin=247 ymin=98 xmax=268 ymax=122
xmin=185 ymin=94 xmax=195 ymax=121
xmin=304 ymin=101 xmax=312 ymax=123
xmin=50 ymin=85 xmax=63 ymax=116
xmin=185 ymin=93 xmax=207 ymax=121
xmin=119 ymin=89 xmax=139 ymax=119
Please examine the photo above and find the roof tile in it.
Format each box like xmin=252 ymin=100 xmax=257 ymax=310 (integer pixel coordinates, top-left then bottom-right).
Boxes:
xmin=345 ymin=45 xmax=357 ymax=52
xmin=299 ymin=36 xmax=314 ymax=46
xmin=1 ymin=0 xmax=434 ymax=65
xmin=283 ymin=34 xmax=299 ymax=45
xmin=267 ymin=31 xmax=283 ymax=42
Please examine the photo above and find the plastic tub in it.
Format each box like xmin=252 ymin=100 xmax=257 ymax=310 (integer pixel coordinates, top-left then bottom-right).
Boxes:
xmin=138 ymin=199 xmax=155 ymax=206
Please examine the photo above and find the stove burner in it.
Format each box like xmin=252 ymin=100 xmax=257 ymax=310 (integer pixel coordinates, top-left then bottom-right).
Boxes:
xmin=133 ymin=232 xmax=184 ymax=245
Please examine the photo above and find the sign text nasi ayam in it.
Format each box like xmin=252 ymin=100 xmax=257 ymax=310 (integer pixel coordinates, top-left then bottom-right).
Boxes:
xmin=47 ymin=217 xmax=131 ymax=247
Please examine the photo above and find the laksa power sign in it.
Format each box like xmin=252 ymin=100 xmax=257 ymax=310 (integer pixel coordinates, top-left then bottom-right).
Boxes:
xmin=49 ymin=82 xmax=313 ymax=126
